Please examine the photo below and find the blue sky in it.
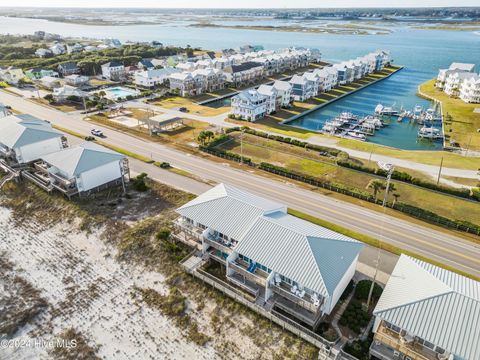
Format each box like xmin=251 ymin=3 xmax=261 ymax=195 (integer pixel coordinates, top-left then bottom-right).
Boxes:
xmin=4 ymin=0 xmax=479 ymax=8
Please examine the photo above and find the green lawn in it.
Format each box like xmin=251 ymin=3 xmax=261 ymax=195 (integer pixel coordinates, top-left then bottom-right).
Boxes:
xmin=217 ymin=133 xmax=480 ymax=226
xmin=419 ymin=79 xmax=480 ymax=151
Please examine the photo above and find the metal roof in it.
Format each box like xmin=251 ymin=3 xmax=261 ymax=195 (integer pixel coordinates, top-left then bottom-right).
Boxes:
xmin=177 ymin=183 xmax=362 ymax=297
xmin=41 ymin=142 xmax=125 ymax=177
xmin=0 ymin=114 xmax=63 ymax=149
xmin=235 ymin=211 xmax=362 ymax=297
xmin=177 ymin=184 xmax=285 ymax=241
xmin=374 ymin=255 xmax=480 ymax=360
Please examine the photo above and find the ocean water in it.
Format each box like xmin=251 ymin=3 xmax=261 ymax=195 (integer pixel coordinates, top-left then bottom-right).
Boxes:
xmin=1 ymin=16 xmax=479 ymax=149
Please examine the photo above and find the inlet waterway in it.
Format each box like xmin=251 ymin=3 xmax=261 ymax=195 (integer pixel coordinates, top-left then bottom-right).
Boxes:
xmin=1 ymin=16 xmax=479 ymax=149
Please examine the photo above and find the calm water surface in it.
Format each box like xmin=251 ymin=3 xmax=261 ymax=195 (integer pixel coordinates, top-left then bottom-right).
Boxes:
xmin=1 ymin=16 xmax=479 ymax=149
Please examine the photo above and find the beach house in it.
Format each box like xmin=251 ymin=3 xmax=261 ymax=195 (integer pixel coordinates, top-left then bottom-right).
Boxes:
xmin=64 ymin=74 xmax=90 ymax=87
xmin=257 ymin=84 xmax=280 ymax=114
xmin=224 ymin=62 xmax=264 ymax=87
xmin=370 ymin=254 xmax=479 ymax=360
xmin=57 ymin=62 xmax=80 ymax=76
xmin=0 ymin=67 xmax=25 ymax=85
xmin=231 ymin=90 xmax=268 ymax=121
xmin=272 ymin=80 xmax=293 ymax=108
xmin=290 ymin=74 xmax=314 ymax=101
xmin=101 ymin=61 xmax=126 ymax=81
xmin=0 ymin=114 xmax=66 ymax=165
xmin=134 ymin=68 xmax=179 ymax=88
xmin=436 ymin=62 xmax=476 ymax=89
xmin=174 ymin=184 xmax=363 ymax=329
xmin=459 ymin=73 xmax=480 ymax=103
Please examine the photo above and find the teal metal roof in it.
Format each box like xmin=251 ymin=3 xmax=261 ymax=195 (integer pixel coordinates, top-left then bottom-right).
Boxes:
xmin=0 ymin=114 xmax=63 ymax=149
xmin=41 ymin=142 xmax=125 ymax=177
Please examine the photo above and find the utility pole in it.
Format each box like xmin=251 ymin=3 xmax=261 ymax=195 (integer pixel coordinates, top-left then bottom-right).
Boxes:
xmin=240 ymin=128 xmax=245 ymax=165
xmin=368 ymin=145 xmax=375 ymax=168
xmin=436 ymin=157 xmax=444 ymax=185
xmin=465 ymin=134 xmax=473 ymax=157
xmin=367 ymin=162 xmax=394 ymax=310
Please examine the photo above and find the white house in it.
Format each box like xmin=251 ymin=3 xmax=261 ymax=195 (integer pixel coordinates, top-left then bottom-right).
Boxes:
xmin=101 ymin=61 xmax=125 ymax=81
xmin=40 ymin=142 xmax=129 ymax=196
xmin=290 ymin=74 xmax=314 ymax=101
xmin=66 ymin=43 xmax=84 ymax=54
xmin=175 ymin=184 xmax=363 ymax=329
xmin=371 ymin=254 xmax=480 ymax=360
xmin=0 ymin=114 xmax=66 ymax=164
xmin=257 ymin=84 xmax=280 ymax=114
xmin=64 ymin=74 xmax=90 ymax=87
xmin=168 ymin=72 xmax=196 ymax=97
xmin=459 ymin=74 xmax=480 ymax=103
xmin=444 ymin=72 xmax=474 ymax=97
xmin=231 ymin=90 xmax=268 ymax=122
xmin=53 ymin=85 xmax=89 ymax=102
xmin=35 ymin=48 xmax=52 ymax=58
xmin=0 ymin=67 xmax=25 ymax=85
xmin=40 ymin=76 xmax=61 ymax=89
xmin=134 ymin=68 xmax=179 ymax=88
xmin=436 ymin=62 xmax=476 ymax=89
xmin=49 ymin=43 xmax=66 ymax=56
xmin=303 ymin=72 xmax=321 ymax=96
xmin=272 ymin=80 xmax=293 ymax=108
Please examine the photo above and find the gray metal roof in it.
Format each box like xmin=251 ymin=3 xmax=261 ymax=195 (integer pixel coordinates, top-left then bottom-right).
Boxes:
xmin=177 ymin=183 xmax=285 ymax=241
xmin=41 ymin=142 xmax=125 ymax=177
xmin=235 ymin=211 xmax=362 ymax=297
xmin=374 ymin=255 xmax=480 ymax=360
xmin=177 ymin=183 xmax=362 ymax=297
xmin=0 ymin=114 xmax=63 ymax=149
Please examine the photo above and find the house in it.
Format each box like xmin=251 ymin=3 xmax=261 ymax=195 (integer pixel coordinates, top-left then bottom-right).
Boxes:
xmin=289 ymin=74 xmax=314 ymax=101
xmin=224 ymin=62 xmax=264 ymax=87
xmin=66 ymin=43 xmax=84 ymax=54
xmin=174 ymin=184 xmax=363 ymax=329
xmin=57 ymin=62 xmax=79 ymax=76
xmin=40 ymin=76 xmax=61 ymax=89
xmin=370 ymin=254 xmax=479 ymax=360
xmin=138 ymin=59 xmax=155 ymax=70
xmin=0 ymin=114 xmax=66 ymax=164
xmin=38 ymin=142 xmax=130 ymax=197
xmin=272 ymin=80 xmax=293 ymax=108
xmin=125 ymin=65 xmax=140 ymax=75
xmin=53 ymin=85 xmax=89 ymax=102
xmin=333 ymin=63 xmax=353 ymax=85
xmin=84 ymin=45 xmax=98 ymax=52
xmin=25 ymin=68 xmax=58 ymax=80
xmin=303 ymin=72 xmax=321 ymax=96
xmin=0 ymin=67 xmax=25 ymax=85
xmin=176 ymin=62 xmax=197 ymax=72
xmin=101 ymin=61 xmax=125 ymax=81
xmin=168 ymin=72 xmax=196 ymax=97
xmin=191 ymin=68 xmax=226 ymax=92
xmin=436 ymin=62 xmax=476 ymax=89
xmin=64 ymin=74 xmax=90 ymax=87
xmin=459 ymin=73 xmax=480 ymax=103
xmin=257 ymin=84 xmax=280 ymax=114
xmin=231 ymin=90 xmax=268 ymax=122
xmin=312 ymin=68 xmax=331 ymax=92
xmin=134 ymin=68 xmax=179 ymax=88
xmin=49 ymin=43 xmax=66 ymax=56
xmin=35 ymin=48 xmax=52 ymax=58
xmin=444 ymin=72 xmax=474 ymax=97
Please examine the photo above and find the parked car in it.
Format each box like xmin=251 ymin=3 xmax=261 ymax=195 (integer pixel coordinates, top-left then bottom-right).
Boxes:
xmin=179 ymin=107 xmax=188 ymax=113
xmin=84 ymin=136 xmax=96 ymax=141
xmin=91 ymin=128 xmax=104 ymax=137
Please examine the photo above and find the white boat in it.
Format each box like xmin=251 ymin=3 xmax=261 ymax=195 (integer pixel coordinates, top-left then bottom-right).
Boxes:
xmin=346 ymin=131 xmax=366 ymax=141
xmin=375 ymin=104 xmax=399 ymax=116
xmin=322 ymin=122 xmax=337 ymax=133
xmin=417 ymin=127 xmax=442 ymax=139
xmin=338 ymin=112 xmax=358 ymax=121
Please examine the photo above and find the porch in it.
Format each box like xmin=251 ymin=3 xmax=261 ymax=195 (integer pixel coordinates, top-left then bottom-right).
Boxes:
xmin=271 ymin=282 xmax=321 ymax=314
xmin=203 ymin=232 xmax=234 ymax=254
xmin=228 ymin=258 xmax=268 ymax=287
xmin=273 ymin=295 xmax=323 ymax=329
xmin=173 ymin=218 xmax=203 ymax=247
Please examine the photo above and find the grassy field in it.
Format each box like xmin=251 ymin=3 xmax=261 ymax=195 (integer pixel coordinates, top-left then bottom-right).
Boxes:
xmin=153 ymin=96 xmax=230 ymax=117
xmin=217 ymin=133 xmax=480 ymax=226
xmin=419 ymin=79 xmax=480 ymax=151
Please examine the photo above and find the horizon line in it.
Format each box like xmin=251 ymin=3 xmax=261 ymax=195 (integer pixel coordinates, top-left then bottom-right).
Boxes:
xmin=1 ymin=6 xmax=480 ymax=9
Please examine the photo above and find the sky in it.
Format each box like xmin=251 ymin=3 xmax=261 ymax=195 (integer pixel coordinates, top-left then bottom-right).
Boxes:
xmin=2 ymin=1 xmax=479 ymax=8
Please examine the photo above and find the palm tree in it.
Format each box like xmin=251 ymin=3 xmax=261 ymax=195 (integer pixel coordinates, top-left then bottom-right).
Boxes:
xmin=392 ymin=193 xmax=400 ymax=208
xmin=384 ymin=183 xmax=397 ymax=205
xmin=366 ymin=179 xmax=385 ymax=202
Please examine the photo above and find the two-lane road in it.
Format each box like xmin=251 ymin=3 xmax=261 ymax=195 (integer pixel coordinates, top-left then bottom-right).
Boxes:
xmin=1 ymin=91 xmax=479 ymax=278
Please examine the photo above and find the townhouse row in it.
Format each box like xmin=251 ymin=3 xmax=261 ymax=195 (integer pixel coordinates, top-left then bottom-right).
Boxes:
xmin=174 ymin=184 xmax=479 ymax=360
xmin=231 ymin=50 xmax=391 ymax=122
xmin=436 ymin=62 xmax=480 ymax=103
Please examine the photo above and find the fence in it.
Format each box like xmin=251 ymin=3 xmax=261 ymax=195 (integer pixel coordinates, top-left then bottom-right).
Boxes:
xmin=185 ymin=262 xmax=338 ymax=354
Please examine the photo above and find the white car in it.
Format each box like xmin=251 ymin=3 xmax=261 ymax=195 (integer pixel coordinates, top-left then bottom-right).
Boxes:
xmin=91 ymin=128 xmax=104 ymax=137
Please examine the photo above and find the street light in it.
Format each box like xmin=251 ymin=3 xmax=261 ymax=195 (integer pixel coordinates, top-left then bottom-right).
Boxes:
xmin=366 ymin=161 xmax=395 ymax=310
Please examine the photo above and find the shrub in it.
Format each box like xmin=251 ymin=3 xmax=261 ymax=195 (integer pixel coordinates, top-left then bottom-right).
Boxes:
xmin=132 ymin=172 xmax=148 ymax=192
xmin=339 ymin=300 xmax=370 ymax=334
xmin=156 ymin=228 xmax=171 ymax=241
xmin=354 ymin=280 xmax=383 ymax=303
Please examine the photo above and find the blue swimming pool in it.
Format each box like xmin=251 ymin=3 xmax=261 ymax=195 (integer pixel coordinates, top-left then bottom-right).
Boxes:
xmin=105 ymin=87 xmax=139 ymax=99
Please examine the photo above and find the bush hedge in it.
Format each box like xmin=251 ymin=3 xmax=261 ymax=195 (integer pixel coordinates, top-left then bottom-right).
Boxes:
xmin=339 ymin=300 xmax=370 ymax=334
xmin=354 ymin=280 xmax=383 ymax=303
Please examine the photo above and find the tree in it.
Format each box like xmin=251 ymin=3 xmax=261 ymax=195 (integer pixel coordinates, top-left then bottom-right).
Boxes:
xmin=98 ymin=90 xmax=107 ymax=99
xmin=44 ymin=94 xmax=54 ymax=103
xmin=392 ymin=193 xmax=400 ymax=208
xmin=197 ymin=130 xmax=214 ymax=145
xmin=385 ymin=183 xmax=396 ymax=205
xmin=366 ymin=179 xmax=385 ymax=202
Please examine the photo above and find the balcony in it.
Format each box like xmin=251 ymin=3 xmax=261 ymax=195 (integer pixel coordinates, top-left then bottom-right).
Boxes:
xmin=173 ymin=218 xmax=203 ymax=240
xmin=372 ymin=323 xmax=441 ymax=360
xmin=228 ymin=259 xmax=268 ymax=287
xmin=271 ymin=282 xmax=321 ymax=314
xmin=203 ymin=233 xmax=234 ymax=255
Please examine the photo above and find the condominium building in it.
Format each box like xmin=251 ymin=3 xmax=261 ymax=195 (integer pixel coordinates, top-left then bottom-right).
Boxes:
xmin=231 ymin=90 xmax=268 ymax=121
xmin=224 ymin=62 xmax=264 ymax=87
xmin=290 ymin=74 xmax=314 ymax=101
xmin=459 ymin=74 xmax=480 ymax=103
xmin=257 ymin=84 xmax=280 ymax=114
xmin=272 ymin=80 xmax=293 ymax=108
xmin=134 ymin=68 xmax=179 ymax=88
xmin=436 ymin=62 xmax=476 ymax=89
xmin=444 ymin=72 xmax=474 ymax=97
xmin=370 ymin=254 xmax=479 ymax=360
xmin=174 ymin=184 xmax=363 ymax=330
xmin=101 ymin=61 xmax=126 ymax=81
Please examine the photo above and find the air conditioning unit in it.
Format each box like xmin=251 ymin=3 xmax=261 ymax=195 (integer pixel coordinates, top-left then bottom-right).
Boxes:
xmin=437 ymin=352 xmax=452 ymax=360
xmin=393 ymin=351 xmax=400 ymax=358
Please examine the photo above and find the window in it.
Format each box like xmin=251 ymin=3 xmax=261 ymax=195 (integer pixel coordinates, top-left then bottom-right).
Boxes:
xmin=423 ymin=340 xmax=435 ymax=350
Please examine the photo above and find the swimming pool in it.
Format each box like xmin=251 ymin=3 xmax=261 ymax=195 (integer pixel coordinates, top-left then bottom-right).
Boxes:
xmin=103 ymin=87 xmax=139 ymax=100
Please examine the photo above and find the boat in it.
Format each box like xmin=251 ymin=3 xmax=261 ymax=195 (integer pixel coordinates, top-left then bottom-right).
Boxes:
xmin=337 ymin=112 xmax=358 ymax=121
xmin=346 ymin=131 xmax=366 ymax=141
xmin=322 ymin=121 xmax=337 ymax=133
xmin=417 ymin=126 xmax=442 ymax=140
xmin=375 ymin=104 xmax=399 ymax=116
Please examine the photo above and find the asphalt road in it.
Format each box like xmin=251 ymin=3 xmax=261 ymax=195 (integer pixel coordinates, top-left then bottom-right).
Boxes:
xmin=1 ymin=91 xmax=479 ymax=278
